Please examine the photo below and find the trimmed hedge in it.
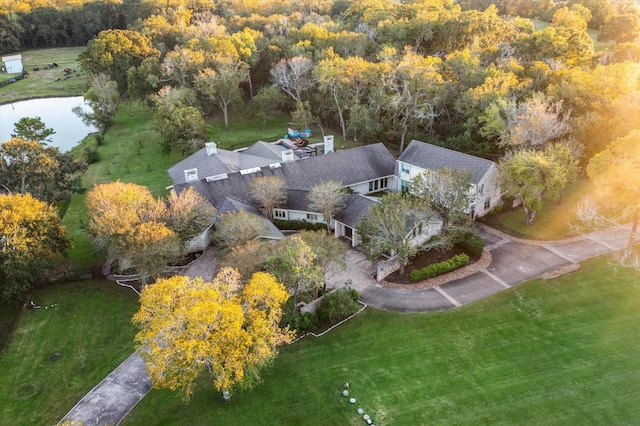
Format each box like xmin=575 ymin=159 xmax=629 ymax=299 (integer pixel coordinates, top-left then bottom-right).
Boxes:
xmin=457 ymin=233 xmax=485 ymax=258
xmin=410 ymin=253 xmax=470 ymax=282
xmin=274 ymin=219 xmax=326 ymax=231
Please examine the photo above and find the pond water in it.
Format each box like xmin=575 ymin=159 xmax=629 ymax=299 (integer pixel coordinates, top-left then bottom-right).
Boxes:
xmin=0 ymin=96 xmax=97 ymax=152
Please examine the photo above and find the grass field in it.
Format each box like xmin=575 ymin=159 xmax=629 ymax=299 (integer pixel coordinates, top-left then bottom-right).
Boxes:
xmin=121 ymin=256 xmax=640 ymax=425
xmin=493 ymin=177 xmax=594 ymax=240
xmin=0 ymin=280 xmax=139 ymax=426
xmin=63 ymin=102 xmax=183 ymax=268
xmin=0 ymin=46 xmax=88 ymax=104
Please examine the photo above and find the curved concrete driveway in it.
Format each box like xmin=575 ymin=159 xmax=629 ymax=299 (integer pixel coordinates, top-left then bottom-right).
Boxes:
xmin=60 ymin=225 xmax=636 ymax=425
xmin=332 ymin=224 xmax=637 ymax=313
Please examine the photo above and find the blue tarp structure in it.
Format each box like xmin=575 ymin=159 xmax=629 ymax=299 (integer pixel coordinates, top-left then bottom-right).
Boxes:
xmin=286 ymin=128 xmax=312 ymax=139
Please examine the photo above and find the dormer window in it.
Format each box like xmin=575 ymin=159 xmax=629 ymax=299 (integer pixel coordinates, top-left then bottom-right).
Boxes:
xmin=184 ymin=168 xmax=198 ymax=182
xmin=401 ymin=163 xmax=410 ymax=174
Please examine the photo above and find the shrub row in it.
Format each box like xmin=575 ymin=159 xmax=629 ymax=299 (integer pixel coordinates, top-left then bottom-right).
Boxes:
xmin=281 ymin=288 xmax=360 ymax=333
xmin=456 ymin=233 xmax=485 ymax=258
xmin=316 ymin=288 xmax=360 ymax=324
xmin=274 ymin=219 xmax=326 ymax=231
xmin=410 ymin=253 xmax=470 ymax=282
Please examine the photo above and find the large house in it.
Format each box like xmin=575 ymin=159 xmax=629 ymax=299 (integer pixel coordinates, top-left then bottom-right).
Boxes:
xmin=397 ymin=140 xmax=501 ymax=218
xmin=168 ymin=138 xmax=501 ymax=248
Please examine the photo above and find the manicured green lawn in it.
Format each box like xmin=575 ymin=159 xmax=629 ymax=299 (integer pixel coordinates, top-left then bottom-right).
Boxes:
xmin=0 ymin=46 xmax=88 ymax=104
xmin=495 ymin=177 xmax=593 ymax=240
xmin=63 ymin=102 xmax=183 ymax=268
xmin=124 ymin=256 xmax=640 ymax=425
xmin=0 ymin=280 xmax=139 ymax=426
xmin=207 ymin=110 xmax=306 ymax=150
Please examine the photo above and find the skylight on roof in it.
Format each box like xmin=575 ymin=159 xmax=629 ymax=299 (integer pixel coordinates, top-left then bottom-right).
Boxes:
xmin=240 ymin=167 xmax=262 ymax=175
xmin=205 ymin=173 xmax=228 ymax=182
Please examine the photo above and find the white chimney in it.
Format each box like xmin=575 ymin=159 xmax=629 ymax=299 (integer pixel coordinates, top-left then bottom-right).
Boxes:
xmin=324 ymin=135 xmax=334 ymax=153
xmin=281 ymin=149 xmax=295 ymax=163
xmin=205 ymin=142 xmax=218 ymax=156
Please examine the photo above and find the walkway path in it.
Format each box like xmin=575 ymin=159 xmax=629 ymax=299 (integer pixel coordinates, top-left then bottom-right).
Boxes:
xmin=59 ymin=226 xmax=635 ymax=425
xmin=58 ymin=247 xmax=217 ymax=426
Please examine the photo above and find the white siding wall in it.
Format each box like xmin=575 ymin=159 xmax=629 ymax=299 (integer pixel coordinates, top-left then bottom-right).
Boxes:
xmin=397 ymin=161 xmax=502 ymax=218
xmin=472 ymin=164 xmax=501 ymax=218
xmin=276 ymin=209 xmax=325 ymax=224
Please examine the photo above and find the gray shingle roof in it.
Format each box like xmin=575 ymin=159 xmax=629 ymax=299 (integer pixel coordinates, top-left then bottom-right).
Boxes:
xmin=168 ymin=142 xmax=288 ymax=185
xmin=241 ymin=141 xmax=288 ymax=161
xmin=281 ymin=189 xmax=311 ymax=211
xmin=398 ymin=140 xmax=495 ymax=184
xmin=334 ymin=194 xmax=378 ymax=228
xmin=171 ymin=143 xmax=396 ymax=228
xmin=276 ymin=143 xmax=396 ymax=190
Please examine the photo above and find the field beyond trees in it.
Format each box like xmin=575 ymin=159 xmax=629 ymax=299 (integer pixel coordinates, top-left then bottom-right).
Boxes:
xmin=0 ymin=47 xmax=88 ymax=104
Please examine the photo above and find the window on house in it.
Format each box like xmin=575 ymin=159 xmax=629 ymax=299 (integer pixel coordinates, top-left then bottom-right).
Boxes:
xmin=484 ymin=197 xmax=491 ymax=210
xmin=306 ymin=213 xmax=319 ymax=221
xmin=382 ymin=178 xmax=388 ymax=189
xmin=479 ymin=183 xmax=485 ymax=195
xmin=401 ymin=163 xmax=410 ymax=174
xmin=274 ymin=210 xmax=286 ymax=219
xmin=401 ymin=180 xmax=410 ymax=192
xmin=369 ymin=181 xmax=374 ymax=192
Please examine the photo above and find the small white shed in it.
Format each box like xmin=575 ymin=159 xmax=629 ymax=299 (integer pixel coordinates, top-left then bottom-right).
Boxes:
xmin=2 ymin=54 xmax=23 ymax=74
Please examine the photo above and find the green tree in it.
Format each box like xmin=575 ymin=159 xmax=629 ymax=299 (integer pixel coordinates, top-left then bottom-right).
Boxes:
xmin=248 ymin=85 xmax=287 ymax=131
xmin=11 ymin=117 xmax=55 ymax=143
xmin=410 ymin=167 xmax=473 ymax=241
xmin=0 ymin=138 xmax=86 ymax=203
xmin=127 ymin=57 xmax=164 ymax=101
xmin=153 ymin=86 xmax=206 ymax=154
xmin=498 ymin=143 xmax=579 ymax=226
xmin=73 ymin=73 xmax=120 ymax=134
xmin=161 ymin=46 xmax=205 ymax=88
xmin=383 ymin=49 xmax=444 ymax=153
xmin=133 ymin=269 xmax=294 ymax=402
xmin=599 ymin=12 xmax=640 ymax=43
xmin=298 ymin=230 xmax=347 ymax=290
xmin=78 ymin=29 xmax=160 ymax=90
xmin=194 ymin=56 xmax=249 ymax=129
xmin=265 ymin=234 xmax=323 ymax=310
xmin=0 ymin=192 xmax=71 ymax=302
xmin=357 ymin=192 xmax=431 ymax=274
xmin=306 ymin=180 xmax=348 ymax=233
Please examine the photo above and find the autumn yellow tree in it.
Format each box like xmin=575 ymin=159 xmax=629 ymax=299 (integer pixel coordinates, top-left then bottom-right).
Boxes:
xmin=85 ymin=181 xmax=166 ymax=265
xmin=132 ymin=268 xmax=293 ymax=401
xmin=0 ymin=193 xmax=71 ymax=302
xmin=85 ymin=182 xmax=214 ymax=279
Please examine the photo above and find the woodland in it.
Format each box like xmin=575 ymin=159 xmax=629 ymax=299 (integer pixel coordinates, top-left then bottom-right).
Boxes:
xmin=0 ymin=0 xmax=638 ymax=161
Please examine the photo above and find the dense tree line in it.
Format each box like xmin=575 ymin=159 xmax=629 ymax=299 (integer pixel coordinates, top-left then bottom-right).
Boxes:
xmin=70 ymin=0 xmax=639 ymax=160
